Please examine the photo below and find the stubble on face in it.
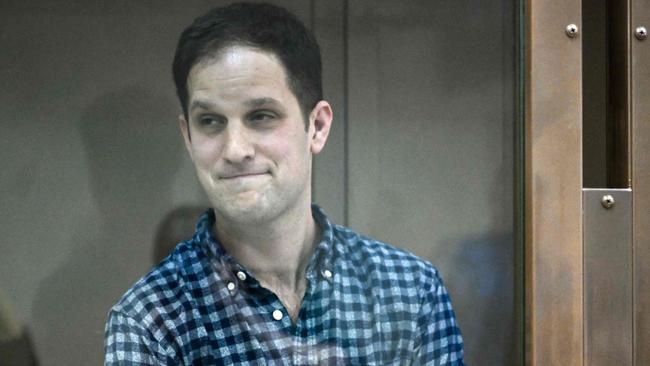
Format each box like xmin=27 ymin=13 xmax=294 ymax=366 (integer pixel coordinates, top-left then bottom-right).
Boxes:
xmin=183 ymin=46 xmax=315 ymax=227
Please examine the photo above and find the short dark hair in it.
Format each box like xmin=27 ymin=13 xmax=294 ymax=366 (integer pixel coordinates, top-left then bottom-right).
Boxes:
xmin=172 ymin=2 xmax=322 ymax=123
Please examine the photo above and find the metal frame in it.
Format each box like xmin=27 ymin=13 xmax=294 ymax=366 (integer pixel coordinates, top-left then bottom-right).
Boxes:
xmin=525 ymin=0 xmax=583 ymax=364
xmin=583 ymin=188 xmax=633 ymax=365
xmin=527 ymin=0 xmax=650 ymax=364
xmin=631 ymin=1 xmax=650 ymax=364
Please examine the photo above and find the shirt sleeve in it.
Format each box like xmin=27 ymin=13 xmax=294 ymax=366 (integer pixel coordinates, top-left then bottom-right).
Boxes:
xmin=104 ymin=309 xmax=171 ymax=365
xmin=413 ymin=271 xmax=465 ymax=365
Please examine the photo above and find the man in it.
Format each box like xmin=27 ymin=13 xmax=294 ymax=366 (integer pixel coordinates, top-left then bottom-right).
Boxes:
xmin=105 ymin=2 xmax=464 ymax=365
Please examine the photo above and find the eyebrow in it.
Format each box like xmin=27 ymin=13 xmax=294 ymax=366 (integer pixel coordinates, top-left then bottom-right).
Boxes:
xmin=189 ymin=97 xmax=283 ymax=113
xmin=189 ymin=99 xmax=217 ymax=113
xmin=244 ymin=97 xmax=282 ymax=109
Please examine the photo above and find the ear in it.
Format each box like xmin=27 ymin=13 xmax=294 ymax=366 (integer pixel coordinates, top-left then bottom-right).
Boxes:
xmin=308 ymin=100 xmax=333 ymax=155
xmin=178 ymin=114 xmax=194 ymax=161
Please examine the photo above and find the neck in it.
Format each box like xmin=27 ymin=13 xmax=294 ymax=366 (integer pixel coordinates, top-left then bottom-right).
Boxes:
xmin=214 ymin=202 xmax=319 ymax=321
xmin=214 ymin=203 xmax=318 ymax=292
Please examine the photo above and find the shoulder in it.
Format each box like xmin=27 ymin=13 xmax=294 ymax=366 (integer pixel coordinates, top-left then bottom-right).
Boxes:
xmin=109 ymin=239 xmax=206 ymax=324
xmin=331 ymin=224 xmax=443 ymax=293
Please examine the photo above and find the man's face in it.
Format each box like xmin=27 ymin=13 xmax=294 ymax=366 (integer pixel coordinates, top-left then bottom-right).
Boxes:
xmin=180 ymin=46 xmax=330 ymax=225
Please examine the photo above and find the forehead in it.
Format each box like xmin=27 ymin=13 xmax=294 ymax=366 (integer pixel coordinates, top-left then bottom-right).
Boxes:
xmin=187 ymin=46 xmax=290 ymax=99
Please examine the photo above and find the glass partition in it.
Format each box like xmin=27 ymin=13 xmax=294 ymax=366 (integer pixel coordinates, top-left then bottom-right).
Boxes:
xmin=321 ymin=2 xmax=521 ymax=365
xmin=0 ymin=1 xmax=523 ymax=364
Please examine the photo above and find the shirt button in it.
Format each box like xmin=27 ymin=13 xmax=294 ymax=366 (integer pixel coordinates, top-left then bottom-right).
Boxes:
xmin=236 ymin=271 xmax=247 ymax=281
xmin=227 ymin=282 xmax=236 ymax=291
xmin=272 ymin=309 xmax=283 ymax=321
xmin=322 ymin=269 xmax=333 ymax=279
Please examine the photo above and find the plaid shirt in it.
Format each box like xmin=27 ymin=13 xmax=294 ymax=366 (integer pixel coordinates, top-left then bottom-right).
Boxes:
xmin=105 ymin=205 xmax=464 ymax=365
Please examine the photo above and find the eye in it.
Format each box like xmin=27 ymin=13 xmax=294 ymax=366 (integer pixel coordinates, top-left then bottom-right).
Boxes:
xmin=195 ymin=115 xmax=226 ymax=132
xmin=249 ymin=111 xmax=277 ymax=124
xmin=199 ymin=116 xmax=219 ymax=126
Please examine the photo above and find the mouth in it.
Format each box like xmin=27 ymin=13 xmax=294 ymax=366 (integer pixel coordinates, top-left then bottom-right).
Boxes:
xmin=219 ymin=171 xmax=270 ymax=180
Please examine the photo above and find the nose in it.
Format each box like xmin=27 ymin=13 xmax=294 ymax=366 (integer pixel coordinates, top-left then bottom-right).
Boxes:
xmin=222 ymin=123 xmax=255 ymax=163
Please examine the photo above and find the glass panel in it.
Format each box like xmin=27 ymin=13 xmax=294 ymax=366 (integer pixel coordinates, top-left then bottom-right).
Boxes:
xmin=344 ymin=1 xmax=521 ymax=365
xmin=0 ymin=0 xmax=523 ymax=364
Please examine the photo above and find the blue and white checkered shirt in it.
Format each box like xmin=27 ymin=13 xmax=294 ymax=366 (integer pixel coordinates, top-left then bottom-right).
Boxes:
xmin=105 ymin=205 xmax=464 ymax=365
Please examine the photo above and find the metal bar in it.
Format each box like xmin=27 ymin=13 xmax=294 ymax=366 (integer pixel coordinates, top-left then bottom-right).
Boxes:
xmin=631 ymin=0 xmax=650 ymax=364
xmin=525 ymin=0 xmax=583 ymax=364
xmin=583 ymin=188 xmax=633 ymax=366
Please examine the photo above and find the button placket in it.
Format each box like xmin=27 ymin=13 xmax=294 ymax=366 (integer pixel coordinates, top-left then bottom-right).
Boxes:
xmin=227 ymin=266 xmax=255 ymax=294
xmin=293 ymin=340 xmax=307 ymax=365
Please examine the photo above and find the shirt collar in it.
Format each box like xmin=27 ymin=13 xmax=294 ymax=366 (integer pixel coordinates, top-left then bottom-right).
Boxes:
xmin=306 ymin=204 xmax=337 ymax=280
xmin=193 ymin=204 xmax=338 ymax=281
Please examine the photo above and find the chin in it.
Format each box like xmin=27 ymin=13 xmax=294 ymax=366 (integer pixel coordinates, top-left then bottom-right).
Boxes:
xmin=213 ymin=197 xmax=279 ymax=224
